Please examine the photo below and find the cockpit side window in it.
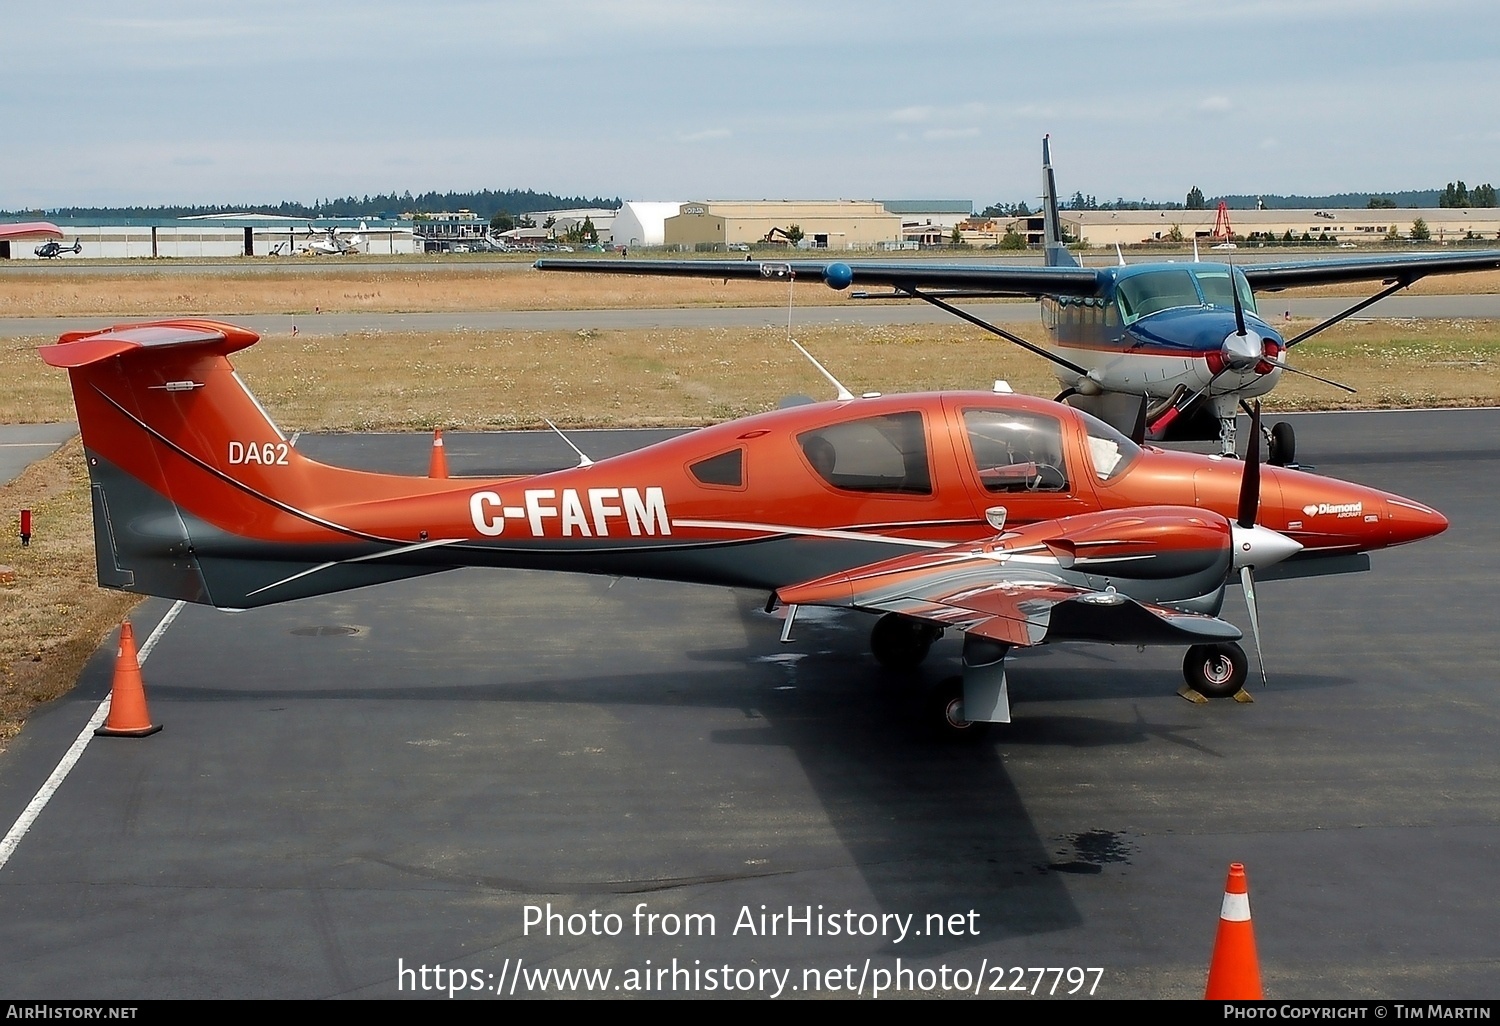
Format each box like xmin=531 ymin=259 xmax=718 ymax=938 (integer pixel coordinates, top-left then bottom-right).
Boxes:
xmin=797 ymin=411 xmax=931 ymax=495
xmin=690 ymin=448 xmax=744 ymax=488
xmin=1115 ymin=269 xmax=1201 ymax=324
xmin=962 ymin=409 xmax=1069 ymax=493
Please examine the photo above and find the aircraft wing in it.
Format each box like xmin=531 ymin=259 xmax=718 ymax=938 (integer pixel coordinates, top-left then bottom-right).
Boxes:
xmin=539 ymin=249 xmax=1500 ymax=296
xmin=534 ymin=257 xmax=1106 ymax=298
xmin=1239 ymin=249 xmax=1500 ymax=290
xmin=775 ymin=543 xmax=1240 ymax=649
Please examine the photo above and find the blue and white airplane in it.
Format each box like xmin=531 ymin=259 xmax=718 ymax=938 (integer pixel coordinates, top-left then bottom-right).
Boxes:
xmin=537 ymin=139 xmax=1500 ymax=465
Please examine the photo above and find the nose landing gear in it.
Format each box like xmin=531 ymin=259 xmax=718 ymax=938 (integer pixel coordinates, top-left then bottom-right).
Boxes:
xmin=1180 ymin=642 xmax=1251 ymax=702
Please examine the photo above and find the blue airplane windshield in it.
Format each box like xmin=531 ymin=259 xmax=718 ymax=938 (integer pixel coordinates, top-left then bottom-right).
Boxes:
xmin=1115 ymin=269 xmax=1199 ymax=322
xmin=1115 ymin=267 xmax=1259 ymax=325
xmin=1195 ymin=269 xmax=1259 ymax=315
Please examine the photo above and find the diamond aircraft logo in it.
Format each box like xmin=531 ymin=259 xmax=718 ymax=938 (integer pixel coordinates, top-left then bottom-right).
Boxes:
xmin=1304 ymin=501 xmax=1363 ymax=518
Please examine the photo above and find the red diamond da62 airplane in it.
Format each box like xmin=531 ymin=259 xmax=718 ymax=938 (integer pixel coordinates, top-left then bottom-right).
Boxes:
xmin=536 ymin=137 xmax=1500 ymax=467
xmin=42 ymin=319 xmax=1446 ymax=733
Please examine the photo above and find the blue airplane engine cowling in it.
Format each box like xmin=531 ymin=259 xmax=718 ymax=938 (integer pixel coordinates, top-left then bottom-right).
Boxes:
xmin=1126 ymin=307 xmax=1284 ymax=355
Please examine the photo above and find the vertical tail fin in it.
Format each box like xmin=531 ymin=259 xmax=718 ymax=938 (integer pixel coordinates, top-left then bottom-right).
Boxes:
xmin=1041 ymin=135 xmax=1079 ymax=268
xmin=40 ymin=320 xmax=450 ymax=607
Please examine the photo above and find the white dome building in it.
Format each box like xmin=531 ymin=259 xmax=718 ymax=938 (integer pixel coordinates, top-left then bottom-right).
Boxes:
xmin=611 ymin=201 xmax=684 ymax=248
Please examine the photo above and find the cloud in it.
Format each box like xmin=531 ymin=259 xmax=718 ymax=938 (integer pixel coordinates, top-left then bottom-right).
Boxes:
xmin=889 ymin=106 xmax=935 ymax=124
xmin=1197 ymin=95 xmax=1233 ymax=113
xmin=923 ymin=127 xmax=981 ymax=141
xmin=889 ymin=102 xmax=986 ymax=126
xmin=677 ymin=128 xmax=732 ymax=143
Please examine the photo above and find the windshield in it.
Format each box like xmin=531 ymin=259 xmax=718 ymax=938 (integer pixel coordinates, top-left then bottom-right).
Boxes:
xmin=1115 ymin=269 xmax=1200 ymax=324
xmin=1077 ymin=410 xmax=1142 ymax=482
xmin=1196 ymin=269 xmax=1259 ymax=315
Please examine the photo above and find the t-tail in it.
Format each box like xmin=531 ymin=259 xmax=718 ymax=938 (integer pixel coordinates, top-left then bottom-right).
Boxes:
xmin=40 ymin=320 xmax=463 ymax=609
xmin=1041 ymin=135 xmax=1078 ymax=268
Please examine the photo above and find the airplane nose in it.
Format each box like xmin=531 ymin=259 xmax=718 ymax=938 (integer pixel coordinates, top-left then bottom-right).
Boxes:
xmin=1386 ymin=497 xmax=1449 ymax=547
xmin=1222 ymin=326 xmax=1263 ymax=370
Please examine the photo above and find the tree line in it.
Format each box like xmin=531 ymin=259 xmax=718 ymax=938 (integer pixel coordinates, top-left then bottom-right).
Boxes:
xmin=3 ymin=189 xmax=622 ymax=221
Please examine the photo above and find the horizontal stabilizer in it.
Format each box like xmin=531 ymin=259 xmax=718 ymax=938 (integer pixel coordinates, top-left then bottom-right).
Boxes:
xmin=39 ymin=319 xmax=259 ymax=367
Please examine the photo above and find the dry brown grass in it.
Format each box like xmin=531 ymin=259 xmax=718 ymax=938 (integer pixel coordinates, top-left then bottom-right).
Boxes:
xmin=0 ymin=439 xmax=138 ymax=751
xmin=6 ymin=318 xmax=1499 ymax=430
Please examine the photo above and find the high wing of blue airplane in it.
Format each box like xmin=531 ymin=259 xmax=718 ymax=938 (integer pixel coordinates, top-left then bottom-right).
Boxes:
xmin=536 ymin=138 xmax=1500 ymax=465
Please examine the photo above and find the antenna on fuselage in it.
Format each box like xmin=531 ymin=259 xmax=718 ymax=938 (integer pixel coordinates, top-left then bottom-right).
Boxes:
xmin=1116 ymin=242 xmax=1127 ymax=266
xmin=784 ymin=270 xmax=855 ymax=401
xmin=790 ymin=339 xmax=855 ymax=402
xmin=1193 ymin=237 xmax=1201 ymax=262
xmin=543 ymin=417 xmax=595 ymax=468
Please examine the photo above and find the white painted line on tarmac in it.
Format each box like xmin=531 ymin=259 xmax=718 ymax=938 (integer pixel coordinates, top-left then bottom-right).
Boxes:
xmin=0 ymin=599 xmax=187 ymax=872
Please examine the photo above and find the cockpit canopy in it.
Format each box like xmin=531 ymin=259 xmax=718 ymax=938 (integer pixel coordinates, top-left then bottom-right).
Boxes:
xmin=1114 ymin=266 xmax=1257 ymax=326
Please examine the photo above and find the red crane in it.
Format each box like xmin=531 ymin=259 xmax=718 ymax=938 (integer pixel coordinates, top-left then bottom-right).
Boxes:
xmin=1212 ymin=201 xmax=1233 ymax=240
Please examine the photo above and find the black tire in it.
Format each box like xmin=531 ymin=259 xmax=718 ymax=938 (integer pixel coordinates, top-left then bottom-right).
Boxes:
xmin=1268 ymin=421 xmax=1295 ymax=466
xmin=870 ymin=613 xmax=939 ymax=670
xmin=1183 ymin=643 xmax=1249 ymax=699
xmin=930 ymin=676 xmax=992 ymax=740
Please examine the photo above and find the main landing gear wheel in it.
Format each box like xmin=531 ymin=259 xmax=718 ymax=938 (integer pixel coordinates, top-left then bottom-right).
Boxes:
xmin=930 ymin=676 xmax=991 ymax=740
xmin=1268 ymin=421 xmax=1295 ymax=467
xmin=1183 ymin=642 xmax=1249 ymax=699
xmin=870 ymin=613 xmax=942 ymax=670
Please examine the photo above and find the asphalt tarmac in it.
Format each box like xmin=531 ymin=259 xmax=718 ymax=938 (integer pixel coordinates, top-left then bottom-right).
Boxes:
xmin=0 ymin=409 xmax=1496 ymax=999
xmin=0 ymin=423 xmax=77 ymax=485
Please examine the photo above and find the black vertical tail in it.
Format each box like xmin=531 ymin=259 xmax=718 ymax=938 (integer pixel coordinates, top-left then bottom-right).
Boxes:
xmin=1041 ymin=135 xmax=1078 ymax=268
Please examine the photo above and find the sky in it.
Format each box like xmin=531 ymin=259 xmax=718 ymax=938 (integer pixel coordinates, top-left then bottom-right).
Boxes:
xmin=3 ymin=0 xmax=1498 ymax=211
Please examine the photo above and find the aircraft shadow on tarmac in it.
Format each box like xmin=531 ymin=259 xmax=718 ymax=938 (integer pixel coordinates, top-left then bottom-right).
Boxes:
xmin=129 ymin=560 xmax=1366 ymax=962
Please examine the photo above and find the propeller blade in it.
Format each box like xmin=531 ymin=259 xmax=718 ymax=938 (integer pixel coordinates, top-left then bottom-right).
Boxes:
xmin=1237 ymin=401 xmax=1262 ymax=529
xmin=1129 ymin=393 xmax=1149 ymax=446
xmin=1240 ymin=564 xmax=1267 ymax=687
xmin=1261 ymin=356 xmax=1358 ymax=394
xmin=1231 ymin=273 xmax=1248 ymax=338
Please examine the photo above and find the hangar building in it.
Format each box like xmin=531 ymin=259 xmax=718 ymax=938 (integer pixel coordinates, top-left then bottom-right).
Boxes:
xmin=664 ymin=200 xmax=902 ymax=250
xmin=1 ymin=214 xmax=417 ymax=259
xmin=1016 ymin=207 xmax=1500 ymax=247
xmin=611 ymin=202 xmax=686 ymax=248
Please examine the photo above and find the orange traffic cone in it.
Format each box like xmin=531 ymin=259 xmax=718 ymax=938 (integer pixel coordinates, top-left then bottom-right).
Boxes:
xmin=94 ymin=621 xmax=162 ymax=738
xmin=1205 ymin=862 xmax=1262 ymax=999
xmin=428 ymin=428 xmax=449 ymax=479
